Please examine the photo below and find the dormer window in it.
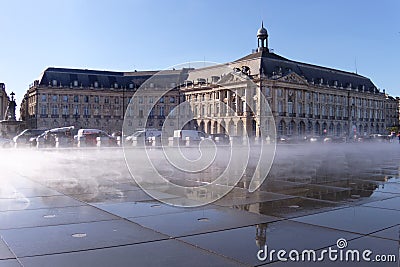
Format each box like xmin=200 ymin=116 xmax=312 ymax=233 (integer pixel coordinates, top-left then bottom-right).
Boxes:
xmin=114 ymin=83 xmax=118 ymax=88
xmin=94 ymin=81 xmax=99 ymax=88
xmin=52 ymin=80 xmax=57 ymax=86
xmin=129 ymin=83 xmax=134 ymax=89
xmin=73 ymin=80 xmax=78 ymax=87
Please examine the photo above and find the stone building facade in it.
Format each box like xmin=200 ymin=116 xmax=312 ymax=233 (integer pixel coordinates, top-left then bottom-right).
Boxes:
xmin=179 ymin=24 xmax=388 ymax=138
xmin=385 ymin=94 xmax=399 ymax=129
xmin=20 ymin=24 xmax=396 ymax=137
xmin=0 ymin=83 xmax=9 ymax=121
xmin=20 ymin=68 xmax=186 ymax=134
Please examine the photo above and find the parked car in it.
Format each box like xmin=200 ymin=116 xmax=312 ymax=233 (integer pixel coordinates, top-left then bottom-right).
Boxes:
xmin=13 ymin=129 xmax=46 ymax=146
xmin=173 ymin=130 xmax=206 ymax=141
xmin=125 ymin=129 xmax=162 ymax=145
xmin=35 ymin=126 xmax=75 ymax=147
xmin=126 ymin=129 xmax=162 ymax=141
xmin=208 ymin=133 xmax=230 ymax=144
xmin=75 ymin=129 xmax=117 ymax=146
xmin=307 ymin=136 xmax=323 ymax=143
xmin=0 ymin=137 xmax=12 ymax=148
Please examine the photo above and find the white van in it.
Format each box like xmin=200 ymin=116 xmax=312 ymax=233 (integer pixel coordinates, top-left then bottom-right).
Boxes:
xmin=173 ymin=130 xmax=206 ymax=141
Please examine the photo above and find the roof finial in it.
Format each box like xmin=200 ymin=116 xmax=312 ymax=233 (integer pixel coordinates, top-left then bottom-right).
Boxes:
xmin=262 ymin=20 xmax=264 ymax=28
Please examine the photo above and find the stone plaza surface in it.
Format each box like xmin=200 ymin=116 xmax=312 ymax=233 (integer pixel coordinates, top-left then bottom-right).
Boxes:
xmin=0 ymin=143 xmax=399 ymax=266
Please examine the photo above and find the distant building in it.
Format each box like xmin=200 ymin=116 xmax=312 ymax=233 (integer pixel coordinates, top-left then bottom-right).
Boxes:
xmin=180 ymin=23 xmax=388 ymax=137
xmin=20 ymin=68 xmax=187 ymax=133
xmin=20 ymin=24 xmax=394 ymax=137
xmin=0 ymin=83 xmax=9 ymax=120
xmin=384 ymin=94 xmax=399 ymax=129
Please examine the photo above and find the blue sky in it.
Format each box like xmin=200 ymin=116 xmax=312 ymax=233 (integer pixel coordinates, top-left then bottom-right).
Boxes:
xmin=1 ymin=0 xmax=399 ymax=104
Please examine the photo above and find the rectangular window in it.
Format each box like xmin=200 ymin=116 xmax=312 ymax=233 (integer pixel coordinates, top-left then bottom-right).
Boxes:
xmin=104 ymin=97 xmax=109 ymax=104
xmin=265 ymin=87 xmax=271 ymax=97
xmin=52 ymin=95 xmax=58 ymax=102
xmin=170 ymin=97 xmax=175 ymax=103
xmin=74 ymin=106 xmax=79 ymax=115
xmin=52 ymin=105 xmax=58 ymax=115
xmin=63 ymin=95 xmax=68 ymax=102
xmin=94 ymin=96 xmax=99 ymax=103
xmin=314 ymin=104 xmax=319 ymax=115
xmin=84 ymin=96 xmax=89 ymax=103
xmin=74 ymin=95 xmax=79 ymax=103
xmin=84 ymin=106 xmax=89 ymax=116
xmin=278 ymin=101 xmax=283 ymax=113
xmin=297 ymin=103 xmax=302 ymax=114
xmin=41 ymin=105 xmax=47 ymax=115
xmin=287 ymin=102 xmax=293 ymax=114
xmin=159 ymin=106 xmax=165 ymax=116
xmin=115 ymin=97 xmax=119 ymax=104
xmin=62 ymin=105 xmax=68 ymax=115
xmin=41 ymin=95 xmax=47 ymax=102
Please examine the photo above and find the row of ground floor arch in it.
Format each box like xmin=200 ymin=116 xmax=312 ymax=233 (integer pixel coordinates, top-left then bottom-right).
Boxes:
xmin=187 ymin=118 xmax=386 ymax=137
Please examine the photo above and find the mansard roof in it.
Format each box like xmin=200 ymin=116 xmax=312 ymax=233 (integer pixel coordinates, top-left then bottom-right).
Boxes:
xmin=234 ymin=50 xmax=379 ymax=93
xmin=36 ymin=67 xmax=187 ymax=89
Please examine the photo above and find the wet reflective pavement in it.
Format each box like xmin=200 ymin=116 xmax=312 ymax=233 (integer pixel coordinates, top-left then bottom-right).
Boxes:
xmin=0 ymin=143 xmax=399 ymax=266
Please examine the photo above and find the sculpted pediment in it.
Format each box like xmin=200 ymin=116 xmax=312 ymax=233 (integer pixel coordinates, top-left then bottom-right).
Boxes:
xmin=277 ymin=72 xmax=308 ymax=85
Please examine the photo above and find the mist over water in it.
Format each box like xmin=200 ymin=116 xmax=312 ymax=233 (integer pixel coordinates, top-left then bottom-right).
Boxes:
xmin=0 ymin=142 xmax=398 ymax=208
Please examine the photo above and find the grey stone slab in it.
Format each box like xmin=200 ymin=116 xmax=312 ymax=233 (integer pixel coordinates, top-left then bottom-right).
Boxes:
xmin=71 ymin=189 xmax=155 ymax=203
xmin=370 ymin=224 xmax=400 ymax=241
xmin=292 ymin=206 xmax=400 ymax=235
xmin=214 ymin=190 xmax=296 ymax=207
xmin=92 ymin=201 xmax=191 ymax=218
xmin=0 ymin=195 xmax=85 ymax=212
xmin=19 ymin=239 xmax=245 ymax=267
xmin=372 ymin=182 xmax=400 ymax=195
xmin=0 ymin=219 xmax=168 ymax=257
xmin=0 ymin=187 xmax=62 ymax=199
xmin=264 ymin=236 xmax=398 ymax=266
xmin=180 ymin=220 xmax=360 ymax=266
xmin=239 ymin=197 xmax=343 ymax=219
xmin=129 ymin=206 xmax=280 ymax=237
xmin=0 ymin=206 xmax=118 ymax=230
xmin=362 ymin=197 xmax=400 ymax=211
xmin=0 ymin=259 xmax=21 ymax=267
xmin=0 ymin=238 xmax=14 ymax=260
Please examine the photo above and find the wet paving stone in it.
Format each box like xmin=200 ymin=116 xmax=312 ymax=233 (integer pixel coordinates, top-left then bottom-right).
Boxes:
xmin=264 ymin=235 xmax=398 ymax=266
xmin=362 ymin=196 xmax=400 ymax=211
xmin=370 ymin=224 xmax=400 ymax=241
xmin=0 ymin=205 xmax=119 ymax=230
xmin=92 ymin=201 xmax=193 ymax=218
xmin=0 ymin=259 xmax=21 ymax=267
xmin=19 ymin=239 xmax=246 ymax=267
xmin=0 ymin=238 xmax=15 ymax=260
xmin=180 ymin=220 xmax=360 ymax=266
xmin=0 ymin=195 xmax=85 ymax=212
xmin=129 ymin=206 xmax=280 ymax=237
xmin=291 ymin=206 xmax=400 ymax=235
xmin=0 ymin=220 xmax=169 ymax=257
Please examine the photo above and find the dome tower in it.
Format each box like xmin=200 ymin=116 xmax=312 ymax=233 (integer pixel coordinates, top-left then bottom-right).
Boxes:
xmin=257 ymin=21 xmax=269 ymax=52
